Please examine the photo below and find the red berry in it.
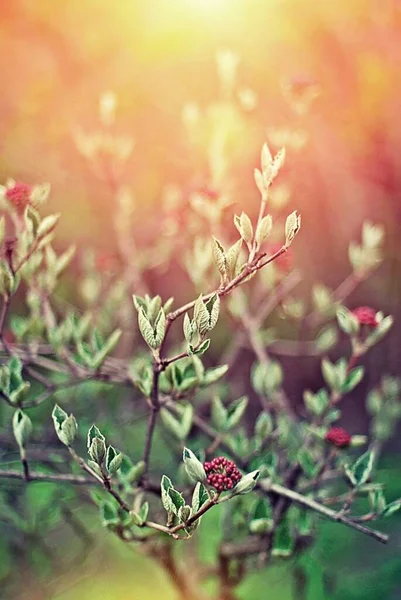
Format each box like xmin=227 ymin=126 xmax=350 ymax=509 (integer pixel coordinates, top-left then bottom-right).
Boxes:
xmin=5 ymin=182 xmax=32 ymax=213
xmin=352 ymin=307 xmax=378 ymax=328
xmin=325 ymin=427 xmax=351 ymax=448
xmin=203 ymin=456 xmax=243 ymax=491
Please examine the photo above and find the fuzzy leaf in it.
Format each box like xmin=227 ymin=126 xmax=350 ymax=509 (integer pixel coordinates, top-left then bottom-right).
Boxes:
xmin=183 ymin=447 xmax=206 ymax=483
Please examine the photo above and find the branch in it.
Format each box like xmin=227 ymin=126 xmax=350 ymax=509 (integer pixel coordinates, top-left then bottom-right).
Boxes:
xmin=0 ymin=469 xmax=96 ymax=485
xmin=260 ymin=479 xmax=388 ymax=544
xmin=166 ymin=246 xmax=287 ymax=327
xmin=142 ymin=362 xmax=161 ymax=478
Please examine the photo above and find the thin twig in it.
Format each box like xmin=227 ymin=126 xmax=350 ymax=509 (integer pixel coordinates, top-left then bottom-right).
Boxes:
xmin=261 ymin=479 xmax=388 ymax=544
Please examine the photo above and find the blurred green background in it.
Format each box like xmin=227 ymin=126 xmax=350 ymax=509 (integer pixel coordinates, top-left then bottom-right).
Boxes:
xmin=1 ymin=0 xmax=401 ymax=598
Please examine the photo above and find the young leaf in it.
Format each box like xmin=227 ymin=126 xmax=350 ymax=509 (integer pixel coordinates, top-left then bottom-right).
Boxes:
xmin=183 ymin=447 xmax=206 ymax=483
xmin=202 ymin=364 xmax=228 ymax=386
xmin=212 ymin=396 xmax=228 ymax=430
xmin=226 ymin=396 xmax=248 ymax=429
xmin=194 ymin=295 xmax=210 ymax=336
xmin=271 ymin=517 xmax=294 ymax=557
xmin=342 ymin=366 xmax=364 ymax=393
xmin=100 ymin=500 xmax=119 ymax=527
xmin=87 ymin=425 xmax=105 ymax=450
xmin=89 ymin=437 xmax=107 ymax=465
xmin=336 ymin=306 xmax=359 ymax=336
xmin=12 ymin=410 xmax=32 ymax=449
xmin=232 ymin=470 xmax=260 ymax=495
xmin=284 ymin=211 xmax=301 ymax=247
xmin=349 ymin=449 xmax=376 ymax=486
xmin=106 ymin=445 xmax=124 ymax=475
xmin=192 ymin=482 xmax=209 ymax=512
xmin=190 ymin=339 xmax=210 ymax=356
xmin=255 ymin=214 xmax=273 ymax=250
xmin=234 ymin=212 xmax=253 ymax=246
xmin=168 ymin=487 xmax=185 ymax=515
xmin=382 ymin=499 xmax=401 ymax=518
xmin=161 ymin=475 xmax=175 ymax=514
xmin=52 ymin=404 xmax=68 ymax=430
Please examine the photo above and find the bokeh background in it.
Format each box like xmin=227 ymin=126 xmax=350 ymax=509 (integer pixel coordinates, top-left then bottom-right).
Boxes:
xmin=1 ymin=0 xmax=401 ymax=598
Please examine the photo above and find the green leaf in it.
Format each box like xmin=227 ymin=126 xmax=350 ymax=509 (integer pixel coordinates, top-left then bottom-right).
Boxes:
xmin=138 ymin=309 xmax=159 ymax=349
xmin=91 ymin=329 xmax=122 ymax=368
xmin=232 ymin=470 xmax=259 ymax=495
xmin=154 ymin=309 xmax=166 ymax=346
xmin=37 ymin=214 xmax=60 ymax=237
xmin=178 ymin=505 xmax=192 ymax=523
xmin=382 ymin=499 xmax=401 ymax=518
xmin=87 ymin=425 xmax=105 ymax=449
xmin=298 ymin=448 xmax=320 ymax=478
xmin=125 ymin=461 xmax=146 ymax=484
xmin=321 ymin=358 xmax=341 ymax=392
xmin=316 ymin=326 xmax=338 ymax=352
xmin=58 ymin=414 xmax=78 ymax=446
xmin=183 ymin=313 xmax=194 ymax=344
xmin=190 ymin=339 xmax=210 ymax=356
xmin=89 ymin=437 xmax=107 ymax=465
xmin=139 ymin=501 xmax=149 ymax=523
xmin=12 ymin=410 xmax=32 ymax=448
xmin=192 ymin=482 xmax=209 ymax=512
xmin=271 ymin=517 xmax=294 ymax=557
xmin=254 ymin=412 xmax=273 ymax=441
xmin=161 ymin=475 xmax=174 ymax=513
xmin=106 ymin=445 xmax=124 ymax=474
xmin=303 ymin=389 xmax=329 ymax=417
xmin=211 ymin=396 xmax=228 ymax=430
xmin=212 ymin=237 xmax=228 ymax=280
xmin=168 ymin=488 xmax=185 ymax=515
xmin=52 ymin=404 xmax=67 ymax=430
xmin=100 ymin=500 xmax=119 ymax=527
xmin=226 ymin=396 xmax=248 ymax=429
xmin=342 ymin=366 xmax=364 ymax=393
xmin=349 ymin=449 xmax=376 ymax=486
xmin=366 ymin=390 xmax=382 ymax=415
xmin=369 ymin=489 xmax=386 ymax=515
xmin=255 ymin=214 xmax=273 ymax=249
xmin=252 ymin=498 xmax=272 ymax=520
xmin=225 ymin=239 xmax=243 ymax=278
xmin=205 ymin=294 xmax=220 ymax=330
xmin=183 ymin=447 xmax=206 ymax=483
xmin=250 ymin=518 xmax=273 ymax=534
xmin=234 ymin=212 xmax=253 ymax=245
xmin=160 ymin=409 xmax=183 ymax=440
xmin=52 ymin=405 xmax=77 ymax=446
xmin=194 ymin=295 xmax=211 ymax=336
xmin=202 ymin=364 xmax=228 ymax=386
xmin=336 ymin=306 xmax=359 ymax=336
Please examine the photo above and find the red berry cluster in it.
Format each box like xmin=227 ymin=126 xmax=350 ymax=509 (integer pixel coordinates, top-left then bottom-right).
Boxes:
xmin=204 ymin=457 xmax=242 ymax=492
xmin=352 ymin=306 xmax=378 ymax=328
xmin=325 ymin=427 xmax=351 ymax=448
xmin=5 ymin=182 xmax=32 ymax=213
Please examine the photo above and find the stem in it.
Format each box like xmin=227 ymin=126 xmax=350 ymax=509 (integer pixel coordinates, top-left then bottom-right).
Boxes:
xmin=142 ymin=364 xmax=161 ymax=478
xmin=0 ymin=294 xmax=11 ymax=338
xmin=68 ymin=447 xmax=131 ymax=512
xmin=142 ymin=406 xmax=158 ymax=475
xmin=20 ymin=448 xmax=30 ymax=482
xmin=169 ymin=497 xmax=218 ymax=534
xmin=261 ymin=479 xmax=388 ymax=544
xmin=166 ymin=246 xmax=286 ymax=326
xmin=0 ymin=469 xmax=97 ymax=485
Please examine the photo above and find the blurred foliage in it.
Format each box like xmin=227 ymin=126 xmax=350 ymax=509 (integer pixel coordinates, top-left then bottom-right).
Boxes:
xmin=1 ymin=0 xmax=401 ymax=599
